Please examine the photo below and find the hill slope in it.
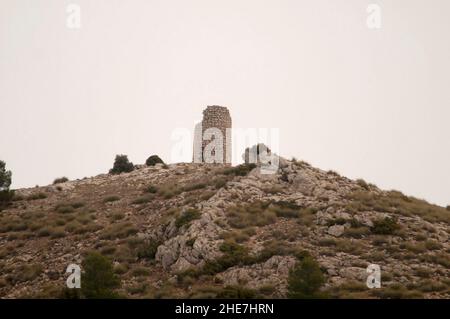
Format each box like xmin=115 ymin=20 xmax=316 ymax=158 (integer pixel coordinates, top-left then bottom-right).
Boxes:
xmin=0 ymin=158 xmax=449 ymax=298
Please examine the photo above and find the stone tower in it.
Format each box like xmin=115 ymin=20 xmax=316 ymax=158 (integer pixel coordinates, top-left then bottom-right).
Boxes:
xmin=193 ymin=105 xmax=232 ymax=164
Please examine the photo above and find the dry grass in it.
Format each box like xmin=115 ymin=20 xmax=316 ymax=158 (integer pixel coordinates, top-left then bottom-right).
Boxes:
xmin=100 ymin=222 xmax=138 ymax=240
xmin=104 ymin=195 xmax=120 ymax=203
xmin=347 ymin=190 xmax=449 ymax=224
xmin=226 ymin=201 xmax=276 ymax=229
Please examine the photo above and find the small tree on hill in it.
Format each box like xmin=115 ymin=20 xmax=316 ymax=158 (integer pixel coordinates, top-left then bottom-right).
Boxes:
xmin=81 ymin=252 xmax=120 ymax=299
xmin=109 ymin=154 xmax=134 ymax=174
xmin=287 ymin=256 xmax=326 ymax=299
xmin=145 ymin=155 xmax=164 ymax=166
xmin=0 ymin=160 xmax=12 ymax=191
xmin=0 ymin=160 xmax=14 ymax=210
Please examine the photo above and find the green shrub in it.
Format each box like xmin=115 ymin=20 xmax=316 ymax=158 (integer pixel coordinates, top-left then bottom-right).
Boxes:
xmin=175 ymin=209 xmax=201 ymax=228
xmin=420 ymin=252 xmax=450 ymax=268
xmin=10 ymin=264 xmax=43 ymax=284
xmin=201 ymin=242 xmax=252 ymax=275
xmin=55 ymin=201 xmax=84 ymax=213
xmin=110 ymin=212 xmax=125 ymax=221
xmin=136 ymin=240 xmax=161 ymax=260
xmin=0 ymin=160 xmax=12 ymax=192
xmin=37 ymin=227 xmax=51 ymax=237
xmin=371 ymin=217 xmax=400 ymax=235
xmin=156 ymin=183 xmax=181 ymax=199
xmin=103 ymin=195 xmax=120 ymax=203
xmin=100 ymin=222 xmax=138 ymax=239
xmin=0 ymin=190 xmax=15 ymax=210
xmin=114 ymin=263 xmax=129 ymax=275
xmin=213 ymin=177 xmax=228 ymax=189
xmin=271 ymin=201 xmax=301 ymax=218
xmin=53 ymin=177 xmax=69 ymax=184
xmin=180 ymin=242 xmax=254 ymax=280
xmin=186 ymin=237 xmax=196 ymax=247
xmin=56 ymin=205 xmax=74 ymax=214
xmin=226 ymin=201 xmax=276 ymax=228
xmin=287 ymin=256 xmax=326 ymax=299
xmin=182 ymin=181 xmax=207 ymax=192
xmin=145 ymin=185 xmax=158 ymax=194
xmin=27 ymin=192 xmax=47 ymax=200
xmin=50 ymin=228 xmax=66 ymax=239
xmin=424 ymin=240 xmax=442 ymax=250
xmin=109 ymin=154 xmax=134 ymax=174
xmin=132 ymin=194 xmax=155 ymax=204
xmin=131 ymin=267 xmax=151 ymax=277
xmin=145 ymin=155 xmax=164 ymax=166
xmin=344 ymin=226 xmax=371 ymax=238
xmin=371 ymin=283 xmax=423 ymax=299
xmin=256 ymin=240 xmax=299 ymax=262
xmin=220 ymin=230 xmax=251 ymax=243
xmin=356 ymin=179 xmax=369 ymax=190
xmin=81 ymin=252 xmax=120 ymax=298
xmin=71 ymin=201 xmax=85 ymax=209
xmin=222 ymin=164 xmax=256 ymax=176
xmin=416 ymin=279 xmax=447 ymax=293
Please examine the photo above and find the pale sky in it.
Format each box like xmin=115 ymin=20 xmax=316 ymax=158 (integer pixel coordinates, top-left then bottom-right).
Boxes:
xmin=0 ymin=0 xmax=449 ymax=206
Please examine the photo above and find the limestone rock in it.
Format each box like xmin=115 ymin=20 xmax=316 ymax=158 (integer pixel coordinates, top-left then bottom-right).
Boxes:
xmin=328 ymin=225 xmax=345 ymax=237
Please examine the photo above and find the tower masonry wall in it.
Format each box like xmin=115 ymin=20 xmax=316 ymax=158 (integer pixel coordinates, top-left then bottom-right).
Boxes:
xmin=193 ymin=105 xmax=232 ymax=164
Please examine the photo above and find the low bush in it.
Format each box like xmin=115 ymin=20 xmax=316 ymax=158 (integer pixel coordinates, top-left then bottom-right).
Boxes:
xmin=109 ymin=154 xmax=134 ymax=175
xmin=27 ymin=192 xmax=47 ymax=201
xmin=7 ymin=264 xmax=43 ymax=284
xmin=136 ymin=240 xmax=161 ymax=260
xmin=181 ymin=242 xmax=254 ymax=279
xmin=371 ymin=283 xmax=423 ymax=299
xmin=53 ymin=177 xmax=69 ymax=184
xmin=145 ymin=155 xmax=164 ymax=166
xmin=110 ymin=212 xmax=125 ymax=221
xmin=371 ymin=217 xmax=400 ymax=235
xmin=175 ymin=209 xmax=201 ymax=228
xmin=356 ymin=179 xmax=370 ymax=190
xmin=132 ymin=194 xmax=154 ymax=204
xmin=103 ymin=195 xmax=120 ymax=203
xmin=222 ymin=164 xmax=256 ymax=176
xmin=144 ymin=185 xmax=158 ymax=194
xmin=131 ymin=267 xmax=151 ymax=277
xmin=100 ymin=222 xmax=138 ymax=240
xmin=0 ymin=190 xmax=15 ymax=210
xmin=226 ymin=201 xmax=276 ymax=229
xmin=220 ymin=229 xmax=254 ymax=243
xmin=270 ymin=201 xmax=302 ymax=218
xmin=344 ymin=226 xmax=371 ymax=238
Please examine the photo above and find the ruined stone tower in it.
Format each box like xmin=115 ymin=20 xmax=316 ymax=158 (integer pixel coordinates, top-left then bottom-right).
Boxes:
xmin=193 ymin=105 xmax=232 ymax=164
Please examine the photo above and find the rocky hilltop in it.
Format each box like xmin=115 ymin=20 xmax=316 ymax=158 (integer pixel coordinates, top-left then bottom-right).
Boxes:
xmin=0 ymin=156 xmax=449 ymax=298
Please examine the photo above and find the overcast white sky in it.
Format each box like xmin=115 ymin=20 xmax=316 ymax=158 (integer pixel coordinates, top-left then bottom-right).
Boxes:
xmin=0 ymin=0 xmax=449 ymax=206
